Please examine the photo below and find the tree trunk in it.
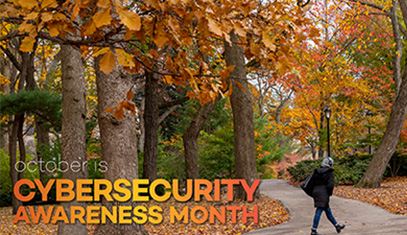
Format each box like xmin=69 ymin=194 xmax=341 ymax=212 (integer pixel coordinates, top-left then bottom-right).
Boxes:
xmin=357 ymin=0 xmax=407 ymax=188
xmin=183 ymin=99 xmax=219 ymax=179
xmin=17 ymin=114 xmax=26 ymax=181
xmin=138 ymin=98 xmax=145 ymax=152
xmin=9 ymin=114 xmax=23 ymax=214
xmin=311 ymin=142 xmax=317 ymax=159
xmin=94 ymin=55 xmax=148 ymax=235
xmin=143 ymin=71 xmax=159 ymax=181
xmin=0 ymin=56 xmax=11 ymax=151
xmin=357 ymin=75 xmax=407 ymax=187
xmin=391 ymin=0 xmax=402 ymax=96
xmin=18 ymin=51 xmax=36 ymax=181
xmin=21 ymin=51 xmax=37 ymax=90
xmin=57 ymin=44 xmax=88 ymax=235
xmin=36 ymin=120 xmax=50 ymax=183
xmin=224 ymin=32 xmax=259 ymax=200
xmin=36 ymin=49 xmax=57 ymax=177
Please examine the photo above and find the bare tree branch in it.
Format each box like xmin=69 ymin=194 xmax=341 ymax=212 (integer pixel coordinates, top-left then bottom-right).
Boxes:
xmin=0 ymin=44 xmax=21 ymax=71
xmin=159 ymin=96 xmax=189 ymax=109
xmin=158 ymin=105 xmax=180 ymax=125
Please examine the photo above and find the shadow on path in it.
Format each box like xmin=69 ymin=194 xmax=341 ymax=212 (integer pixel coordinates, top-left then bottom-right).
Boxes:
xmin=245 ymin=179 xmax=407 ymax=235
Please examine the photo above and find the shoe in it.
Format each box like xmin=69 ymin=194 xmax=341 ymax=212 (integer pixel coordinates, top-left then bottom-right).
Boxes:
xmin=335 ymin=224 xmax=345 ymax=233
xmin=311 ymin=228 xmax=322 ymax=235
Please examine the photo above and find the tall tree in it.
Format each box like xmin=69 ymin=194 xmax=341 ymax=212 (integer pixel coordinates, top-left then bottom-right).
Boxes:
xmin=143 ymin=71 xmax=159 ymax=181
xmin=6 ymin=40 xmax=37 ymax=214
xmin=357 ymin=0 xmax=407 ymax=187
xmin=0 ymin=54 xmax=12 ymax=150
xmin=183 ymin=98 xmax=219 ymax=179
xmin=58 ymin=44 xmax=88 ymax=235
xmin=225 ymin=32 xmax=259 ymax=200
xmin=94 ymin=52 xmax=148 ymax=235
xmin=8 ymin=113 xmax=23 ymax=214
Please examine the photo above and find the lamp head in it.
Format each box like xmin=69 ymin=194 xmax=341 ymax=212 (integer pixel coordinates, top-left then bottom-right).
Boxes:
xmin=324 ymin=106 xmax=331 ymax=119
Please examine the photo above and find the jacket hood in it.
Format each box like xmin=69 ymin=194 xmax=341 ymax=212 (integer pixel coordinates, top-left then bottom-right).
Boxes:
xmin=321 ymin=157 xmax=334 ymax=168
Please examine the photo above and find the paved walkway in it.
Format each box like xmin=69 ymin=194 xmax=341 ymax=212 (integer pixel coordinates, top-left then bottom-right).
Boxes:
xmin=245 ymin=179 xmax=407 ymax=235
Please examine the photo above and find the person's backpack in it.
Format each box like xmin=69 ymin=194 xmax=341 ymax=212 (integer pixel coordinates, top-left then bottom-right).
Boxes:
xmin=301 ymin=169 xmax=316 ymax=197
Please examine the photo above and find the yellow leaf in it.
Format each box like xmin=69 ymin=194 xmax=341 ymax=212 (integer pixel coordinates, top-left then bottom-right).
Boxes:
xmin=126 ymin=91 xmax=134 ymax=100
xmin=113 ymin=108 xmax=124 ymax=119
xmin=117 ymin=7 xmax=141 ymax=31
xmin=164 ymin=75 xmax=174 ymax=83
xmin=96 ymin=0 xmax=111 ymax=8
xmin=47 ymin=22 xmax=61 ymax=36
xmin=18 ymin=22 xmax=36 ymax=33
xmin=82 ymin=19 xmax=97 ymax=36
xmin=149 ymin=48 xmax=159 ymax=58
xmin=53 ymin=13 xmax=67 ymax=21
xmin=17 ymin=0 xmax=38 ymax=9
xmin=0 ymin=74 xmax=10 ymax=85
xmin=41 ymin=0 xmax=58 ymax=8
xmin=153 ymin=35 xmax=168 ymax=48
xmin=49 ymin=27 xmax=59 ymax=37
xmin=99 ymin=50 xmax=116 ymax=75
xmin=234 ymin=80 xmax=245 ymax=92
xmin=250 ymin=41 xmax=260 ymax=55
xmin=121 ymin=101 xmax=136 ymax=115
xmin=124 ymin=28 xmax=135 ymax=40
xmin=165 ymin=54 xmax=174 ymax=69
xmin=71 ymin=4 xmax=80 ymax=21
xmin=93 ymin=47 xmax=110 ymax=57
xmin=263 ymin=32 xmax=276 ymax=52
xmin=219 ymin=65 xmax=235 ymax=80
xmin=309 ymin=27 xmax=320 ymax=38
xmin=233 ymin=22 xmax=246 ymax=38
xmin=116 ymin=48 xmax=135 ymax=67
xmin=93 ymin=8 xmax=112 ymax=28
xmin=207 ymin=18 xmax=222 ymax=37
xmin=25 ymin=12 xmax=39 ymax=20
xmin=143 ymin=0 xmax=160 ymax=8
xmin=20 ymin=36 xmax=36 ymax=52
xmin=105 ymin=107 xmax=116 ymax=113
xmin=223 ymin=31 xmax=231 ymax=45
xmin=41 ymin=12 xmax=53 ymax=22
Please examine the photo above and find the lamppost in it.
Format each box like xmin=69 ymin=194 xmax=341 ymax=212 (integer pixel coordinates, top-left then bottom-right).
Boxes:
xmin=325 ymin=106 xmax=331 ymax=158
xmin=366 ymin=110 xmax=373 ymax=154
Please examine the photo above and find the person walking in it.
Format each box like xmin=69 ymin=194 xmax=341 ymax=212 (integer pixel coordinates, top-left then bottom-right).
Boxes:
xmin=311 ymin=157 xmax=345 ymax=235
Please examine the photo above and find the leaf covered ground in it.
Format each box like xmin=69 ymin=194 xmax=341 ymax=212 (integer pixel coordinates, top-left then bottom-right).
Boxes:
xmin=0 ymin=195 xmax=289 ymax=235
xmin=334 ymin=176 xmax=407 ymax=215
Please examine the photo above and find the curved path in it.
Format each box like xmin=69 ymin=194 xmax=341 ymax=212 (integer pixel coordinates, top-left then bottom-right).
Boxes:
xmin=245 ymin=179 xmax=407 ymax=235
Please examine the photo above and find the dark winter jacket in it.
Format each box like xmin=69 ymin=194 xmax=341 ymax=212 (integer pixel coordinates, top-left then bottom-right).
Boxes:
xmin=312 ymin=167 xmax=334 ymax=208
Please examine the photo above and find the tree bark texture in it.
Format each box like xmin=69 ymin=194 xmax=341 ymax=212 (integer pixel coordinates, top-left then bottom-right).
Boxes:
xmin=183 ymin=99 xmax=219 ymax=179
xmin=0 ymin=55 xmax=11 ymax=150
xmin=143 ymin=71 xmax=159 ymax=181
xmin=391 ymin=0 xmax=402 ymax=96
xmin=20 ymin=51 xmax=37 ymax=90
xmin=57 ymin=44 xmax=88 ymax=235
xmin=36 ymin=120 xmax=50 ymax=183
xmin=94 ymin=54 xmax=148 ymax=235
xmin=138 ymin=98 xmax=145 ymax=152
xmin=17 ymin=114 xmax=26 ymax=181
xmin=224 ymin=32 xmax=259 ymax=200
xmin=9 ymin=114 xmax=23 ymax=214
